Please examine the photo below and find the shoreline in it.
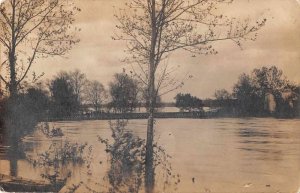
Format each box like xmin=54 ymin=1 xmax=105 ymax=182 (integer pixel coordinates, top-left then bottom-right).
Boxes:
xmin=43 ymin=111 xmax=300 ymax=122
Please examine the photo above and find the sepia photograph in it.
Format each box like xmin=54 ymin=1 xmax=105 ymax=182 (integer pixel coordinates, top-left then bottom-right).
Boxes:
xmin=0 ymin=0 xmax=300 ymax=192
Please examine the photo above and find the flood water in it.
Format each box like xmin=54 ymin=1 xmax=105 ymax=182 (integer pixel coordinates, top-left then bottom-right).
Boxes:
xmin=1 ymin=118 xmax=300 ymax=193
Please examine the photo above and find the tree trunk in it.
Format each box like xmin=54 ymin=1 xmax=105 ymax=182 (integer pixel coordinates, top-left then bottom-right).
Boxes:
xmin=9 ymin=51 xmax=17 ymax=99
xmin=9 ymin=0 xmax=18 ymax=99
xmin=145 ymin=67 xmax=155 ymax=193
xmin=145 ymin=1 xmax=157 ymax=192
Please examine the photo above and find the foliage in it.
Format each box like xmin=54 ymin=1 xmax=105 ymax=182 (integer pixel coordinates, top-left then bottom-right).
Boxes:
xmin=2 ymin=85 xmax=49 ymax=138
xmin=99 ymin=120 xmax=145 ymax=193
xmin=109 ymin=72 xmax=139 ymax=113
xmin=233 ymin=66 xmax=298 ymax=117
xmin=49 ymin=76 xmax=80 ymax=117
xmin=98 ymin=120 xmax=180 ymax=193
xmin=38 ymin=122 xmax=64 ymax=138
xmin=26 ymin=138 xmax=91 ymax=186
xmin=174 ymin=93 xmax=203 ymax=112
xmin=213 ymin=89 xmax=236 ymax=109
xmin=233 ymin=73 xmax=263 ymax=115
xmin=30 ymin=141 xmax=88 ymax=167
xmin=65 ymin=182 xmax=84 ymax=193
xmin=22 ymin=86 xmax=49 ymax=118
xmin=214 ymin=89 xmax=232 ymax=100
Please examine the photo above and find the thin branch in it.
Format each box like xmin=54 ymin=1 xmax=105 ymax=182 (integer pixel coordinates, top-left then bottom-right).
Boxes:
xmin=0 ymin=75 xmax=8 ymax=86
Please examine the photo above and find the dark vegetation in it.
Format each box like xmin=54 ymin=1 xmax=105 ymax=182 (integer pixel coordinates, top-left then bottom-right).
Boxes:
xmin=109 ymin=72 xmax=140 ymax=113
xmin=212 ymin=66 xmax=300 ymax=118
xmin=25 ymin=124 xmax=92 ymax=191
xmin=174 ymin=93 xmax=203 ymax=112
xmin=0 ymin=0 xmax=80 ymax=142
xmin=98 ymin=120 xmax=180 ymax=193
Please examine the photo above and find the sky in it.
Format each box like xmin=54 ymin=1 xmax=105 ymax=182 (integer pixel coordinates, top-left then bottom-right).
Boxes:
xmin=22 ymin=0 xmax=300 ymax=101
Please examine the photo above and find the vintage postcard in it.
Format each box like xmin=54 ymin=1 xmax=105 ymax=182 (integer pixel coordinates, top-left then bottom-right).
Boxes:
xmin=0 ymin=0 xmax=300 ymax=193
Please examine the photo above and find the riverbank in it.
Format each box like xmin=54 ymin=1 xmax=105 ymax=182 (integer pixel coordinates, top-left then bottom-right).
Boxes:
xmin=45 ymin=111 xmax=209 ymax=122
xmin=44 ymin=111 xmax=300 ymax=122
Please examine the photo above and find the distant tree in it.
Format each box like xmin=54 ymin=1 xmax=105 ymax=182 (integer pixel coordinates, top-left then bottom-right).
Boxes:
xmin=214 ymin=89 xmax=232 ymax=100
xmin=174 ymin=93 xmax=203 ymax=112
xmin=84 ymin=80 xmax=106 ymax=112
xmin=49 ymin=77 xmax=79 ymax=117
xmin=109 ymin=72 xmax=139 ymax=113
xmin=233 ymin=73 xmax=262 ymax=115
xmin=68 ymin=70 xmax=87 ymax=105
xmin=23 ymin=86 xmax=49 ymax=119
xmin=233 ymin=66 xmax=296 ymax=116
xmin=214 ymin=89 xmax=234 ymax=108
xmin=142 ymin=88 xmax=162 ymax=110
xmin=0 ymin=0 xmax=80 ymax=98
xmin=54 ymin=70 xmax=87 ymax=105
xmin=252 ymin=66 xmax=287 ymax=101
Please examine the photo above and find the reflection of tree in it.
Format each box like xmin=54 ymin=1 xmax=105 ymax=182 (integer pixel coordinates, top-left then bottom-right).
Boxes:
xmin=0 ymin=133 xmax=26 ymax=177
xmin=237 ymin=127 xmax=287 ymax=161
xmin=25 ymin=137 xmax=91 ymax=190
xmin=7 ymin=142 xmax=24 ymax=177
xmin=98 ymin=120 xmax=180 ymax=193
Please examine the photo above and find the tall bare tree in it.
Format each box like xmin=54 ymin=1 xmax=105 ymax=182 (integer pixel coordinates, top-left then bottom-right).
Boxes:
xmin=68 ymin=69 xmax=87 ymax=104
xmin=84 ymin=80 xmax=106 ymax=112
xmin=0 ymin=0 xmax=80 ymax=98
xmin=115 ymin=0 xmax=266 ymax=192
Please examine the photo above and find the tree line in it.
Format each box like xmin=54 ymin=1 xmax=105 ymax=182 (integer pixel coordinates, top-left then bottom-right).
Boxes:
xmin=0 ymin=69 xmax=160 ymax=121
xmin=213 ymin=66 xmax=300 ymax=118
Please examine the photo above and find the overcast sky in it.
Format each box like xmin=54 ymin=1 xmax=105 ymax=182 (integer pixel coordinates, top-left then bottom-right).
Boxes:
xmin=30 ymin=0 xmax=300 ymax=101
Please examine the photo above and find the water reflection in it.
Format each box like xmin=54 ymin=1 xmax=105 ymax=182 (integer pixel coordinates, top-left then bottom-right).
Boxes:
xmin=236 ymin=120 xmax=294 ymax=162
xmin=1 ymin=118 xmax=300 ymax=193
xmin=0 ymin=135 xmax=27 ymax=178
xmin=238 ymin=128 xmax=271 ymax=138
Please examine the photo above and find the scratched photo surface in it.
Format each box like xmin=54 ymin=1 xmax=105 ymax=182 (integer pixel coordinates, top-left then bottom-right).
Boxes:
xmin=0 ymin=0 xmax=300 ymax=193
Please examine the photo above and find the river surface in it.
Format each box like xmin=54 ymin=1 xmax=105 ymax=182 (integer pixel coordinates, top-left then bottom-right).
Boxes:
xmin=1 ymin=118 xmax=300 ymax=193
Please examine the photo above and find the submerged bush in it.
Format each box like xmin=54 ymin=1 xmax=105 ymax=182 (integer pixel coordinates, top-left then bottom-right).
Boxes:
xmin=38 ymin=122 xmax=64 ymax=138
xmin=98 ymin=120 xmax=180 ymax=193
xmin=26 ymin=139 xmax=91 ymax=188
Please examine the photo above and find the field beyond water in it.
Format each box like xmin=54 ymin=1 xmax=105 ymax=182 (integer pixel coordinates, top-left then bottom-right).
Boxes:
xmin=1 ymin=118 xmax=300 ymax=193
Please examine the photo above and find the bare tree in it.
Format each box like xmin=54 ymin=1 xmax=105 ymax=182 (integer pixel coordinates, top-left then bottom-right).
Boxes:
xmin=84 ymin=80 xmax=106 ymax=112
xmin=69 ymin=69 xmax=87 ymax=104
xmin=115 ymin=0 xmax=266 ymax=192
xmin=0 ymin=0 xmax=80 ymax=98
